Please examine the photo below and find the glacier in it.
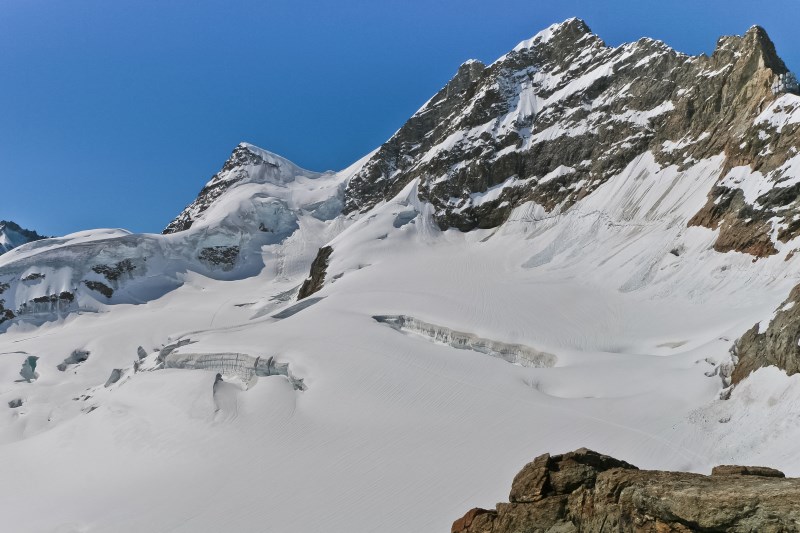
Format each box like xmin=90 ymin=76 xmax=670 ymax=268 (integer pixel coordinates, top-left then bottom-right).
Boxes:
xmin=2 ymin=19 xmax=800 ymax=533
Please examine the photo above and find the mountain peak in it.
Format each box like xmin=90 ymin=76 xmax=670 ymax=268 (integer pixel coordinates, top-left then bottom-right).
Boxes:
xmin=163 ymin=142 xmax=325 ymax=234
xmin=746 ymin=24 xmax=768 ymax=35
xmin=0 ymin=220 xmax=46 ymax=255
xmin=714 ymin=24 xmax=788 ymax=74
xmin=511 ymin=17 xmax=593 ymax=53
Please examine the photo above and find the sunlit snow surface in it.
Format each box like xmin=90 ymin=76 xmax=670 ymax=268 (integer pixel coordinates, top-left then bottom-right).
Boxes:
xmin=2 ymin=148 xmax=800 ymax=533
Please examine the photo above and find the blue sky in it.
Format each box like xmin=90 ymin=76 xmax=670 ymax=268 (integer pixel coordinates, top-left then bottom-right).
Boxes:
xmin=3 ymin=0 xmax=799 ymax=235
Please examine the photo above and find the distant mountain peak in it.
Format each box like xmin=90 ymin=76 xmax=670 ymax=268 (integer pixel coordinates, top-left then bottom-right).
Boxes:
xmin=163 ymin=142 xmax=327 ymax=234
xmin=511 ymin=17 xmax=595 ymax=53
xmin=0 ymin=220 xmax=45 ymax=255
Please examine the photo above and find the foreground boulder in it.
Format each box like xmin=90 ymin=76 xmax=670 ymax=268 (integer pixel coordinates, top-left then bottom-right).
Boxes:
xmin=452 ymin=448 xmax=800 ymax=532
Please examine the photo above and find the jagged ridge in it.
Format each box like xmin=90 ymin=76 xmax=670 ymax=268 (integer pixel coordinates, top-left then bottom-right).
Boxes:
xmin=342 ymin=19 xmax=798 ymax=258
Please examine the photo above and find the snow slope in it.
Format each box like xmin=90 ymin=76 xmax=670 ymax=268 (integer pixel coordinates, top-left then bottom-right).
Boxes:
xmin=2 ymin=145 xmax=800 ymax=532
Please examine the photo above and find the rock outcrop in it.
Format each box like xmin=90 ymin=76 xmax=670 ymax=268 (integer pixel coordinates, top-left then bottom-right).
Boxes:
xmin=732 ymin=283 xmax=800 ymax=385
xmin=297 ymin=246 xmax=332 ymax=300
xmin=452 ymin=448 xmax=800 ymax=532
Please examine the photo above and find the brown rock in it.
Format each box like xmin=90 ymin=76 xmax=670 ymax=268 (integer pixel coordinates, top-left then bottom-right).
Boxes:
xmin=453 ymin=448 xmax=800 ymax=533
xmin=298 ymin=246 xmax=333 ymax=300
xmin=711 ymin=465 xmax=785 ymax=478
xmin=509 ymin=448 xmax=638 ymax=504
xmin=451 ymin=508 xmax=495 ymax=533
xmin=509 ymin=452 xmax=550 ymax=502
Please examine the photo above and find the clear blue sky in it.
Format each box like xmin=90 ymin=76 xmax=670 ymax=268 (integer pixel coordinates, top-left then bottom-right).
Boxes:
xmin=2 ymin=0 xmax=798 ymax=236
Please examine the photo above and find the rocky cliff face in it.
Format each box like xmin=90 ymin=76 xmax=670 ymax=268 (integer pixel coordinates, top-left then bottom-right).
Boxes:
xmin=0 ymin=220 xmax=45 ymax=255
xmin=452 ymin=448 xmax=800 ymax=533
xmin=732 ymin=284 xmax=800 ymax=385
xmin=344 ymin=19 xmax=799 ymax=259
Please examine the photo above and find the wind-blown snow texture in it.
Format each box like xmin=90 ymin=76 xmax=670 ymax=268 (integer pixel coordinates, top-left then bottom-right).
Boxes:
xmin=2 ymin=19 xmax=800 ymax=533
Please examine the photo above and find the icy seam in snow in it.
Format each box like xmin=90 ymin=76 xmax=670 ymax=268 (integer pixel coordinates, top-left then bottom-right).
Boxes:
xmin=163 ymin=352 xmax=305 ymax=390
xmin=373 ymin=315 xmax=556 ymax=368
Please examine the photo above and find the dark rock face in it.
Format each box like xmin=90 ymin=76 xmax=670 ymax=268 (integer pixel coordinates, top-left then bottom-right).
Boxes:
xmin=91 ymin=259 xmax=136 ymax=282
xmin=0 ymin=281 xmax=14 ymax=324
xmin=452 ymin=448 xmax=800 ymax=533
xmin=298 ymin=246 xmax=333 ymax=300
xmin=732 ymin=284 xmax=800 ymax=385
xmin=83 ymin=280 xmax=114 ymax=298
xmin=0 ymin=308 xmax=14 ymax=324
xmin=16 ymin=291 xmax=75 ymax=315
xmin=197 ymin=245 xmax=240 ymax=271
xmin=344 ymin=20 xmax=797 ymax=255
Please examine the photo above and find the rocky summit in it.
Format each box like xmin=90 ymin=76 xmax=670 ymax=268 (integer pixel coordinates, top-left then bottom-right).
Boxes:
xmin=452 ymin=448 xmax=800 ymax=533
xmin=345 ymin=18 xmax=800 ymax=257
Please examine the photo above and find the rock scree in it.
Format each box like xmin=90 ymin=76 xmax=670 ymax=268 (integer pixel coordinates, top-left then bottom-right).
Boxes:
xmin=451 ymin=448 xmax=800 ymax=532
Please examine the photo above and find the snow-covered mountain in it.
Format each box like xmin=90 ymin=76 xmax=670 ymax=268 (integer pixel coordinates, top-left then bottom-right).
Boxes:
xmin=0 ymin=220 xmax=45 ymax=255
xmin=2 ymin=19 xmax=800 ymax=532
xmin=0 ymin=143 xmax=368 ymax=327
